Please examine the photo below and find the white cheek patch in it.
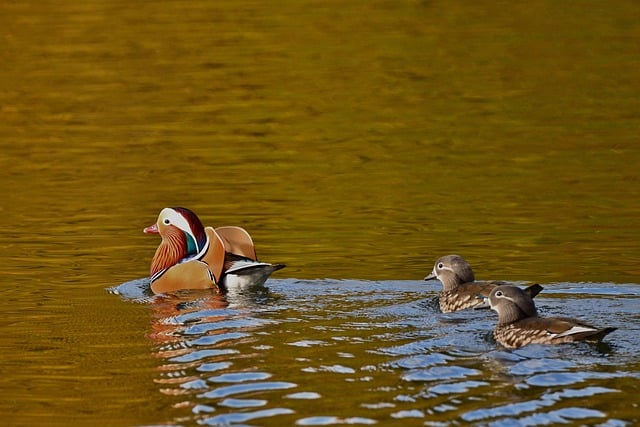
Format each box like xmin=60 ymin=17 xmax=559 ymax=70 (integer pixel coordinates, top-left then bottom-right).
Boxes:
xmin=164 ymin=208 xmax=194 ymax=236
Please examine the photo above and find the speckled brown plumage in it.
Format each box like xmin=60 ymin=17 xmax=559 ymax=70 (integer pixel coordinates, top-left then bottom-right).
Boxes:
xmin=424 ymin=254 xmax=542 ymax=313
xmin=488 ymin=285 xmax=616 ymax=348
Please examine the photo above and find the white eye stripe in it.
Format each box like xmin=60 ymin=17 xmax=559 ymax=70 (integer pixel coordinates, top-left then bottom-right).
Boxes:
xmin=160 ymin=208 xmax=194 ymax=236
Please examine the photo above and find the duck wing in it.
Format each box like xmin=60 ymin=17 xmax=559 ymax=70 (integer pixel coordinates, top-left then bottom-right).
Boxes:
xmin=215 ymin=226 xmax=258 ymax=261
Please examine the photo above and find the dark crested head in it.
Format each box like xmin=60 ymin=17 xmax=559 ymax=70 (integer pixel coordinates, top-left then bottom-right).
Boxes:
xmin=147 ymin=207 xmax=208 ymax=254
xmin=168 ymin=207 xmax=207 ymax=254
xmin=424 ymin=254 xmax=475 ymax=291
xmin=489 ymin=285 xmax=538 ymax=325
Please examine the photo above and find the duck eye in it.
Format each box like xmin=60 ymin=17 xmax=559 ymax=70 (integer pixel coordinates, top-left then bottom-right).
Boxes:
xmin=496 ymin=291 xmax=503 ymax=297
xmin=437 ymin=263 xmax=444 ymax=269
xmin=163 ymin=218 xmax=170 ymax=225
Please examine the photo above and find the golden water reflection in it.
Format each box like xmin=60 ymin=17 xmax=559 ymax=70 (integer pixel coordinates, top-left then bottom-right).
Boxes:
xmin=0 ymin=0 xmax=639 ymax=425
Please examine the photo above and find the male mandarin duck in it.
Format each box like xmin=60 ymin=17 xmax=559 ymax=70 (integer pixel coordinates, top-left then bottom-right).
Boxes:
xmin=424 ymin=254 xmax=543 ymax=313
xmin=486 ymin=285 xmax=616 ymax=348
xmin=144 ymin=207 xmax=285 ymax=294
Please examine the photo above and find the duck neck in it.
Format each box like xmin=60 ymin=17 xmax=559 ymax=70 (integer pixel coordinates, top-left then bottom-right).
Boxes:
xmin=498 ymin=304 xmax=537 ymax=325
xmin=150 ymin=227 xmax=189 ymax=276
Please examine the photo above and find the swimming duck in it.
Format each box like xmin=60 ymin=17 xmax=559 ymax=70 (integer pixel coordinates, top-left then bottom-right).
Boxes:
xmin=144 ymin=207 xmax=285 ymax=294
xmin=487 ymin=284 xmax=616 ymax=348
xmin=424 ymin=254 xmax=543 ymax=313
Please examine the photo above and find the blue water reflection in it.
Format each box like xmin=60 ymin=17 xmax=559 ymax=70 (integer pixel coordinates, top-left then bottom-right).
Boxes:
xmin=109 ymin=279 xmax=639 ymax=426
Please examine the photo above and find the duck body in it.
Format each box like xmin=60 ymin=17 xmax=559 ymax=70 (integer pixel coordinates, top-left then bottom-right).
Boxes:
xmin=439 ymin=280 xmax=522 ymax=313
xmin=144 ymin=207 xmax=284 ymax=294
xmin=488 ymin=285 xmax=616 ymax=348
xmin=424 ymin=254 xmax=542 ymax=313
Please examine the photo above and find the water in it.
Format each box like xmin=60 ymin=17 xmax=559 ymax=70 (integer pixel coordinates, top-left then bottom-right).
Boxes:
xmin=1 ymin=0 xmax=639 ymax=425
xmin=107 ymin=279 xmax=640 ymax=426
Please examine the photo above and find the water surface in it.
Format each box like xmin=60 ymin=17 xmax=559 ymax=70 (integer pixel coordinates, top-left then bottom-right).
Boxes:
xmin=107 ymin=279 xmax=640 ymax=426
xmin=0 ymin=0 xmax=639 ymax=425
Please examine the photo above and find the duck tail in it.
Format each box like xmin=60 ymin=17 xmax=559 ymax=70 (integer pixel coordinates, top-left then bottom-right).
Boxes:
xmin=524 ymin=283 xmax=544 ymax=299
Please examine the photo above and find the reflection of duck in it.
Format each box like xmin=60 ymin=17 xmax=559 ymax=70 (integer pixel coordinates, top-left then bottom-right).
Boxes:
xmin=424 ymin=254 xmax=543 ymax=312
xmin=487 ymin=285 xmax=616 ymax=348
xmin=148 ymin=291 xmax=233 ymax=400
xmin=144 ymin=207 xmax=285 ymax=294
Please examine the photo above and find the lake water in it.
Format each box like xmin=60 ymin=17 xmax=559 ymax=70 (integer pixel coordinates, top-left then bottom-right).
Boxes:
xmin=1 ymin=1 xmax=639 ymax=426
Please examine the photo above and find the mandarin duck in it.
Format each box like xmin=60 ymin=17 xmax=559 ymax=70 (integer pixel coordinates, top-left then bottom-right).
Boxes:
xmin=144 ymin=207 xmax=285 ymax=294
xmin=486 ymin=284 xmax=616 ymax=348
xmin=424 ymin=254 xmax=543 ymax=313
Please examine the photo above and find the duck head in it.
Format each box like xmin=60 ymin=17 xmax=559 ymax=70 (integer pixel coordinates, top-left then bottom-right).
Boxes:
xmin=488 ymin=285 xmax=538 ymax=325
xmin=424 ymin=254 xmax=475 ymax=291
xmin=144 ymin=207 xmax=209 ymax=277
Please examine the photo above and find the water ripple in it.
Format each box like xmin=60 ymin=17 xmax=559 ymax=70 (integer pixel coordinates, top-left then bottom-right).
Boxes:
xmin=388 ymin=353 xmax=454 ymax=369
xmin=169 ymin=349 xmax=237 ymax=363
xmin=428 ymin=380 xmax=489 ymax=395
xmin=486 ymin=407 xmax=608 ymax=427
xmin=508 ymin=358 xmax=575 ymax=375
xmin=208 ymin=372 xmax=272 ymax=383
xmin=402 ymin=366 xmax=481 ymax=382
xmin=201 ymin=381 xmax=297 ymax=399
xmin=218 ymin=398 xmax=268 ymax=408
xmin=526 ymin=371 xmax=628 ymax=387
xmin=201 ymin=408 xmax=295 ymax=426
xmin=188 ymin=332 xmax=250 ymax=346
xmin=123 ymin=279 xmax=639 ymax=426
xmin=296 ymin=416 xmax=377 ymax=425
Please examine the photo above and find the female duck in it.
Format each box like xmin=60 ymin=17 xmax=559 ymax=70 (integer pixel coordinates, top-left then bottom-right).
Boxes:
xmin=487 ymin=285 xmax=616 ymax=348
xmin=144 ymin=207 xmax=284 ymax=294
xmin=425 ymin=254 xmax=543 ymax=313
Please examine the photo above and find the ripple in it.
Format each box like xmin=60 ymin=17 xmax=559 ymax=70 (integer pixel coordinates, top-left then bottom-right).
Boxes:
xmin=525 ymin=371 xmax=626 ymax=387
xmin=360 ymin=402 xmax=395 ymax=409
xmin=288 ymin=340 xmax=330 ymax=347
xmin=201 ymin=408 xmax=295 ymax=425
xmin=389 ymin=353 xmax=453 ymax=369
xmin=402 ymin=366 xmax=481 ymax=382
xmin=285 ymin=392 xmax=322 ymax=399
xmin=296 ymin=416 xmax=377 ymax=425
xmin=169 ymin=348 xmax=237 ymax=363
xmin=461 ymin=386 xmax=619 ymax=424
xmin=542 ymin=386 xmax=619 ymax=400
xmin=201 ymin=381 xmax=297 ymax=399
xmin=462 ymin=398 xmax=554 ymax=422
xmin=184 ymin=318 xmax=265 ymax=335
xmin=219 ymin=398 xmax=268 ymax=408
xmin=391 ymin=409 xmax=424 ymax=418
xmin=180 ymin=379 xmax=208 ymax=390
xmin=174 ymin=309 xmax=233 ymax=324
xmin=135 ymin=279 xmax=639 ymax=426
xmin=196 ymin=362 xmax=233 ymax=372
xmin=304 ymin=365 xmax=356 ymax=374
xmin=508 ymin=358 xmax=575 ymax=375
xmin=428 ymin=380 xmax=489 ymax=395
xmin=487 ymin=407 xmax=607 ymax=426
xmin=188 ymin=332 xmax=250 ymax=346
xmin=208 ymin=372 xmax=272 ymax=383
xmin=192 ymin=404 xmax=215 ymax=414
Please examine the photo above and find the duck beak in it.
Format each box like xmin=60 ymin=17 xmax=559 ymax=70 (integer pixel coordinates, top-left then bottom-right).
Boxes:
xmin=473 ymin=297 xmax=491 ymax=310
xmin=424 ymin=271 xmax=437 ymax=281
xmin=143 ymin=223 xmax=159 ymax=234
